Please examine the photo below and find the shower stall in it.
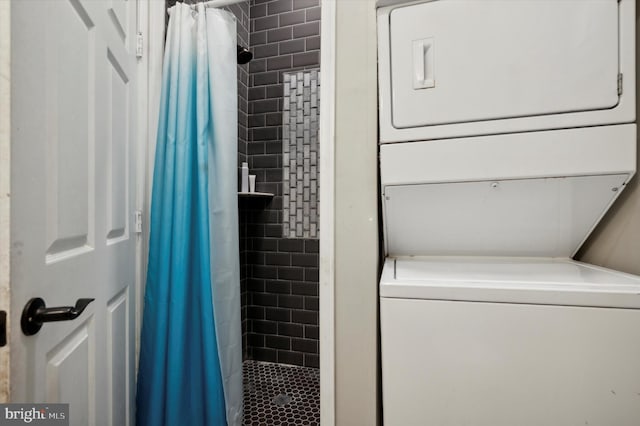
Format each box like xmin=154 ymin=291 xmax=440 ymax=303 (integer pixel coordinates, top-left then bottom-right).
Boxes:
xmin=161 ymin=0 xmax=322 ymax=424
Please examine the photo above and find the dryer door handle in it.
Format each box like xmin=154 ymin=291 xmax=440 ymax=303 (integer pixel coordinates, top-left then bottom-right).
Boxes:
xmin=413 ymin=37 xmax=435 ymax=90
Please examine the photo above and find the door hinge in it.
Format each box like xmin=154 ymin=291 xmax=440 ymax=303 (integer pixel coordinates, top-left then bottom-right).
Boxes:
xmin=135 ymin=210 xmax=143 ymax=233
xmin=136 ymin=32 xmax=144 ymax=58
xmin=618 ymin=73 xmax=623 ymax=96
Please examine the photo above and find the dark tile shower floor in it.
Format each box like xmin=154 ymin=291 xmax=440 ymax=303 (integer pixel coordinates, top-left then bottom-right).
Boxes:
xmin=243 ymin=360 xmax=320 ymax=426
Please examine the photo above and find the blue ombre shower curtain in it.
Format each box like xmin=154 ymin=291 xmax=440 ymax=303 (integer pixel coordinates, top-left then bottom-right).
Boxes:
xmin=136 ymin=3 xmax=243 ymax=425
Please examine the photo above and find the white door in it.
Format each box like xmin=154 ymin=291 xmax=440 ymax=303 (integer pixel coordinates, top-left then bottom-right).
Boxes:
xmin=388 ymin=0 xmax=620 ymax=129
xmin=10 ymin=1 xmax=138 ymax=425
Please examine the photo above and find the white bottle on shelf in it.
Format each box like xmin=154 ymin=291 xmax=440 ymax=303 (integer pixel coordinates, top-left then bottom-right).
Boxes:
xmin=241 ymin=162 xmax=249 ymax=193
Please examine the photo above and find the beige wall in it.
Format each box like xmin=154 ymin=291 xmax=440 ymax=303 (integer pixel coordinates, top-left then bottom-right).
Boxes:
xmin=577 ymin=145 xmax=640 ymax=274
xmin=577 ymin=8 xmax=640 ymax=275
xmin=0 ymin=0 xmax=10 ymax=403
xmin=333 ymin=0 xmax=379 ymax=424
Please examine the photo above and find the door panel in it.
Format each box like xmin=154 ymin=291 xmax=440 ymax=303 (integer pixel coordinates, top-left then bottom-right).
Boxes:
xmin=44 ymin=0 xmax=94 ymax=260
xmin=106 ymin=47 xmax=130 ymax=242
xmin=108 ymin=0 xmax=130 ymax=43
xmin=11 ymin=1 xmax=138 ymax=425
xmin=46 ymin=320 xmax=94 ymax=425
xmin=107 ymin=288 xmax=129 ymax=426
xmin=390 ymin=0 xmax=620 ymax=128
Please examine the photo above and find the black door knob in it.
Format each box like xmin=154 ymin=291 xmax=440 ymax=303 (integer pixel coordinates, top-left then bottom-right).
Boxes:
xmin=21 ymin=297 xmax=95 ymax=336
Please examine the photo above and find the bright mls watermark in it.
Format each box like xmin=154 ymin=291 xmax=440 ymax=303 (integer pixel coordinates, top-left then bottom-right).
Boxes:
xmin=0 ymin=404 xmax=68 ymax=425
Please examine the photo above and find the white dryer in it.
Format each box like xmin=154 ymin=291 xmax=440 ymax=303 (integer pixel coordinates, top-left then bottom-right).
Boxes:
xmin=376 ymin=0 xmax=640 ymax=425
xmin=377 ymin=0 xmax=635 ymax=143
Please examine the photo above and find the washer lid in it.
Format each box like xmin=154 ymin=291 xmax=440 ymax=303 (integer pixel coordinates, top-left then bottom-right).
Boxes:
xmin=383 ymin=174 xmax=630 ymax=258
xmin=380 ymin=257 xmax=640 ymax=308
xmin=380 ymin=124 xmax=637 ymax=258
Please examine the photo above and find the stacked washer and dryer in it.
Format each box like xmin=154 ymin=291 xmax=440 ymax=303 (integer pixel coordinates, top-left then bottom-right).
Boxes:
xmin=377 ymin=1 xmax=640 ymax=425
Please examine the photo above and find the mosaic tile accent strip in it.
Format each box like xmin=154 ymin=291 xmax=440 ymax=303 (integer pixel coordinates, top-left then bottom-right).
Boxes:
xmin=243 ymin=360 xmax=320 ymax=426
xmin=283 ymin=70 xmax=320 ymax=239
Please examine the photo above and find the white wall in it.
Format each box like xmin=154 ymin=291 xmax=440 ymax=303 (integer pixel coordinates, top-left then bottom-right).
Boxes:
xmin=577 ymin=9 xmax=640 ymax=275
xmin=333 ymin=0 xmax=379 ymax=423
xmin=0 ymin=0 xmax=10 ymax=403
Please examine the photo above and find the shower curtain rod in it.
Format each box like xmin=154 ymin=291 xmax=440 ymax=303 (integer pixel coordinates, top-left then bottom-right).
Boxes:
xmin=168 ymin=0 xmax=246 ymax=11
xmin=167 ymin=0 xmax=254 ymax=65
xmin=186 ymin=0 xmax=247 ymax=10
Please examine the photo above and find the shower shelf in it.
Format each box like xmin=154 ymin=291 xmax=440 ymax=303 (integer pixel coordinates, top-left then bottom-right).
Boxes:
xmin=238 ymin=192 xmax=274 ymax=198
